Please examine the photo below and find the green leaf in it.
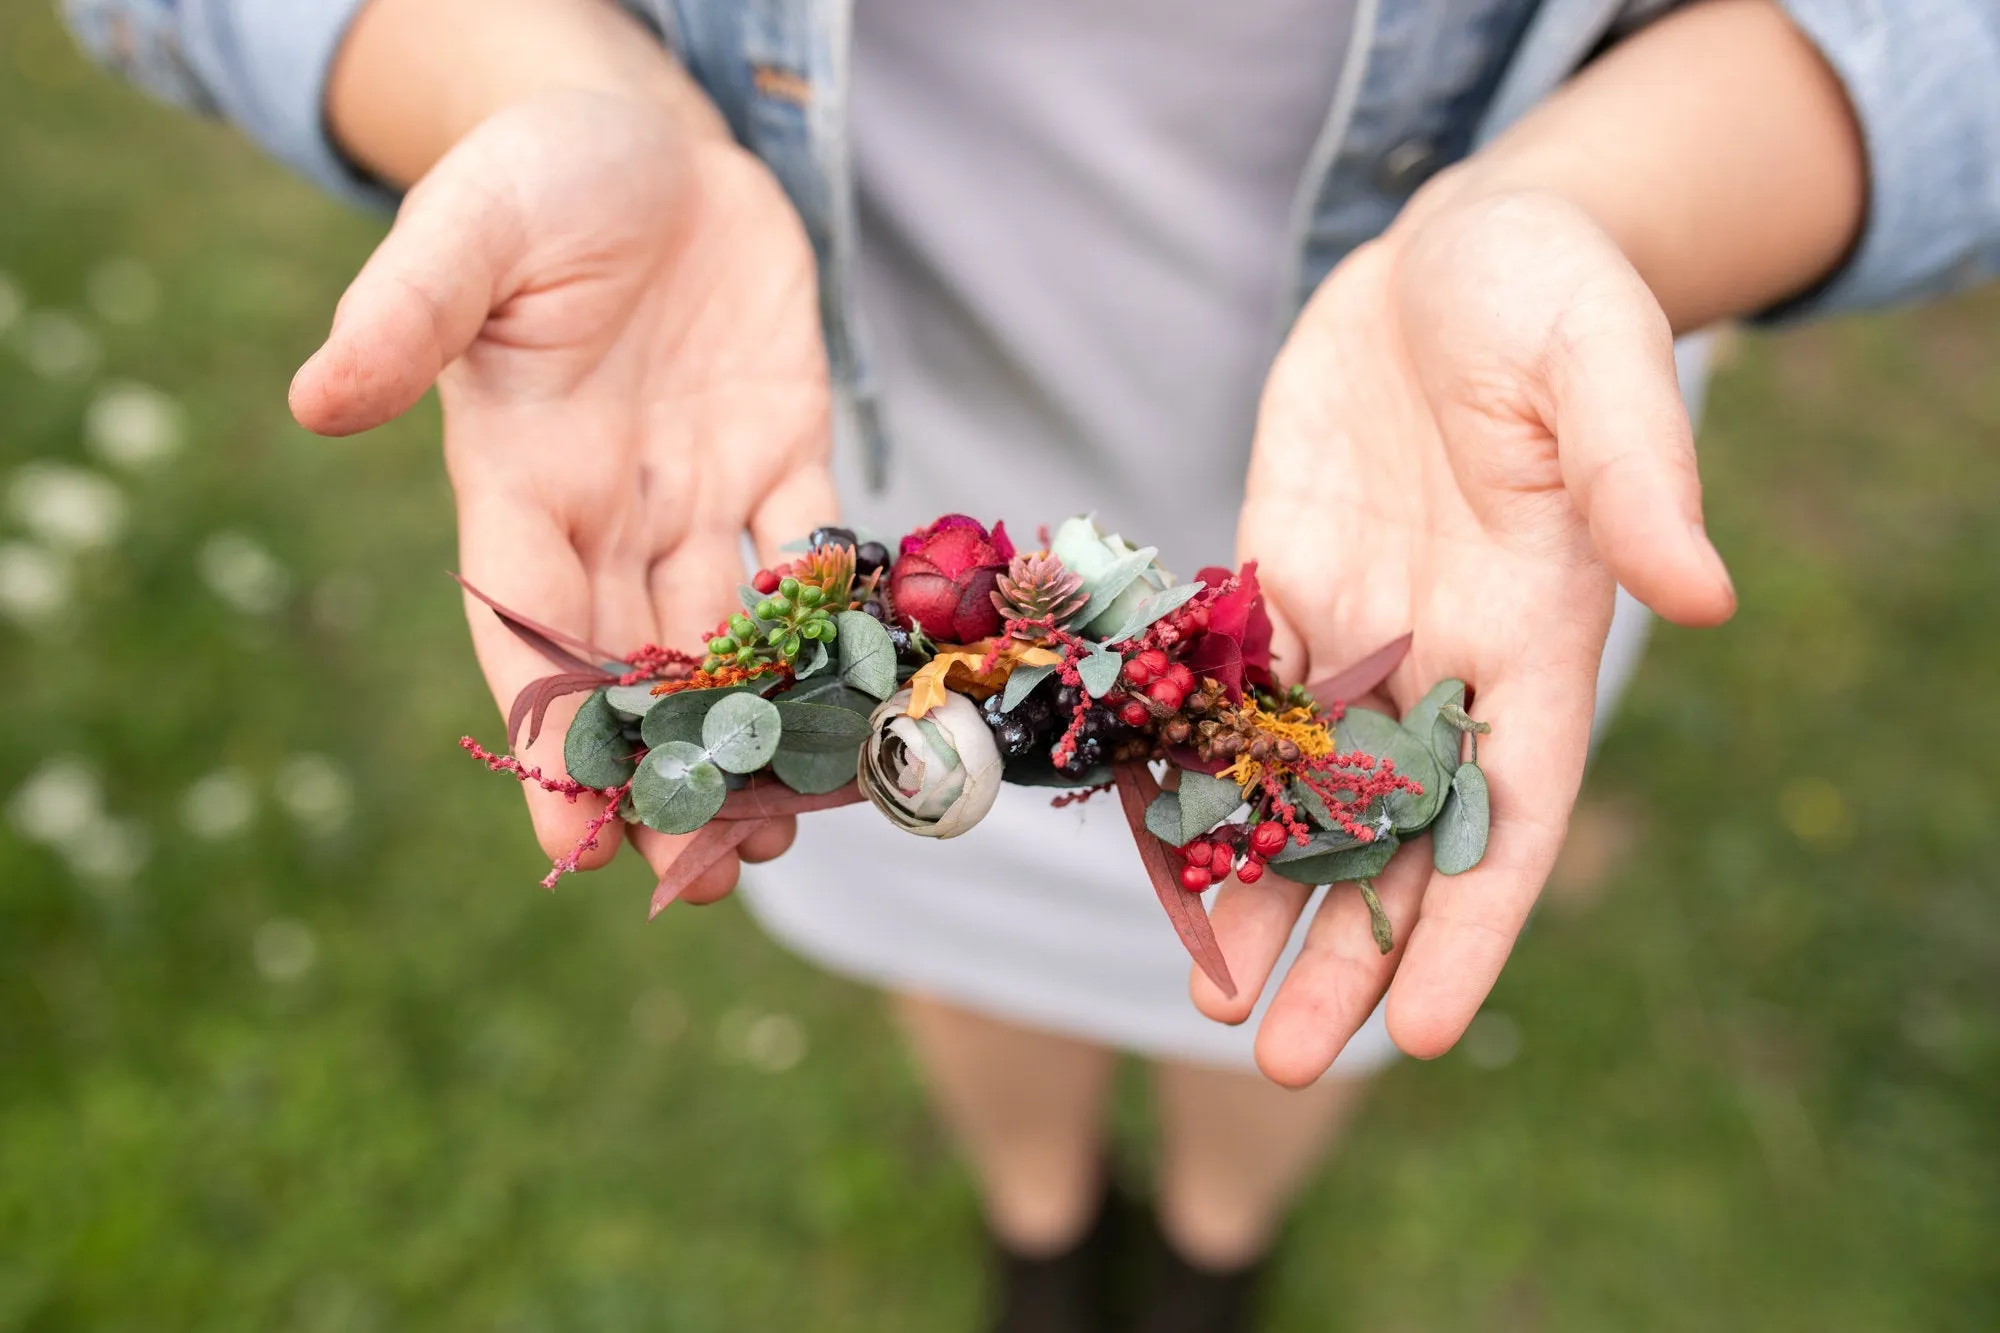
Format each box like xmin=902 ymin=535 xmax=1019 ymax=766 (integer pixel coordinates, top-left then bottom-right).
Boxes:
xmin=563 ymin=689 xmax=638 ymax=789
xmin=639 ymin=684 xmax=758 ymax=750
xmin=1105 ymin=581 xmax=1205 ymax=643
xmin=701 ymin=693 xmax=783 ymax=773
xmin=1401 ymin=678 xmax=1468 ymax=775
xmin=1431 ymin=762 xmax=1491 ymax=875
xmin=1078 ymin=643 xmax=1123 ymax=698
xmin=773 ymin=676 xmax=879 ymax=715
xmin=1336 ymin=706 xmax=1446 ymax=833
xmin=794 ymin=639 xmax=831 ymax=679
xmin=604 ymin=682 xmax=663 ymax=719
xmin=630 ymin=741 xmax=728 ymax=835
xmin=1074 ymin=546 xmax=1159 ymax=627
xmin=1001 ymin=662 xmax=1058 ymax=713
xmin=1267 ymin=832 xmax=1400 ymax=886
xmin=771 ymin=746 xmax=860 ymax=795
xmin=773 ymin=699 xmax=874 ymax=753
xmin=834 ymin=611 xmax=898 ymax=700
xmin=1146 ymin=791 xmax=1184 ymax=845
xmin=1176 ymin=769 xmax=1244 ymax=843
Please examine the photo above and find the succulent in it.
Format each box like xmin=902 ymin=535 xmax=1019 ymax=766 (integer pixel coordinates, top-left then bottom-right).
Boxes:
xmin=790 ymin=542 xmax=857 ymax=608
xmin=991 ymin=552 xmax=1088 ymax=634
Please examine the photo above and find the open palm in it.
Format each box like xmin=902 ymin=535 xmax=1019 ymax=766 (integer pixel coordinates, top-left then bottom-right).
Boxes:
xmin=1210 ymin=191 xmax=1737 ymax=1084
xmin=290 ymin=90 xmax=834 ymax=893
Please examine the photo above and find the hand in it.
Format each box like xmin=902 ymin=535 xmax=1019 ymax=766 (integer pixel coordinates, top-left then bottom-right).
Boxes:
xmin=1212 ymin=187 xmax=1736 ymax=1084
xmin=290 ymin=89 xmax=835 ymax=900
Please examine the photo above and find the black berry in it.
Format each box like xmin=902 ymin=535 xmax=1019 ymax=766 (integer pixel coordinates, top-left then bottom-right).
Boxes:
xmin=855 ymin=541 xmax=890 ymax=577
xmin=809 ymin=525 xmax=859 ymax=552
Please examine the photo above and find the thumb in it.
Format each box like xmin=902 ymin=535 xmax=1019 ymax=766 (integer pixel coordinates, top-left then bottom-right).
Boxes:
xmin=289 ymin=166 xmax=510 ymax=437
xmin=1548 ymin=294 xmax=1736 ymax=628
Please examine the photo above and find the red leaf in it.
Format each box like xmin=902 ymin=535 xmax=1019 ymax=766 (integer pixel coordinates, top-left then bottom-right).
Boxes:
xmin=509 ymin=671 xmax=615 ymax=749
xmin=453 ymin=573 xmax=622 ymax=675
xmin=716 ymin=779 xmax=866 ymax=820
xmin=1303 ymin=634 xmax=1412 ymax=709
xmin=1112 ymin=762 xmax=1236 ymax=998
xmin=648 ymin=821 xmax=757 ymax=919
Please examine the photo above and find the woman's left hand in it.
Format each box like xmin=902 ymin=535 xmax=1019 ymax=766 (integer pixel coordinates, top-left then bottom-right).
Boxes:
xmin=1211 ymin=184 xmax=1737 ymax=1085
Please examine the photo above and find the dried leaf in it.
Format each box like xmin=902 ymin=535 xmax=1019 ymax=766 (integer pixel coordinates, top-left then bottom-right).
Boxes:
xmin=834 ymin=610 xmax=898 ymax=700
xmin=702 ymin=693 xmax=783 ymax=774
xmin=1112 ymin=762 xmax=1236 ymax=998
xmin=631 ymin=742 xmax=728 ymax=835
xmin=511 ymin=671 xmax=616 ymax=749
xmin=649 ymin=821 xmax=757 ymax=919
xmin=564 ymin=689 xmax=637 ymax=788
xmin=1303 ymin=634 xmax=1413 ymax=710
xmin=904 ymin=641 xmax=1061 ymax=718
xmin=454 ymin=573 xmax=620 ymax=674
xmin=1431 ymin=762 xmax=1491 ymax=874
xmin=716 ymin=777 xmax=864 ymax=819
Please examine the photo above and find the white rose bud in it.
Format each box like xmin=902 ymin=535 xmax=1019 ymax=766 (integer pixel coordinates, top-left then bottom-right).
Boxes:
xmin=859 ymin=690 xmax=1005 ymax=838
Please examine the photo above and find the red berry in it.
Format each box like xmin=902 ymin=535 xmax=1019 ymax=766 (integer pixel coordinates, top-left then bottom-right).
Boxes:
xmin=1235 ymin=859 xmax=1265 ymax=885
xmin=751 ymin=569 xmax=781 ymax=595
xmin=1250 ymin=821 xmax=1287 ymax=858
xmin=1122 ymin=656 xmax=1155 ymax=686
xmin=1181 ymin=864 xmax=1213 ymax=892
xmin=1164 ymin=662 xmax=1195 ymax=693
xmin=1145 ymin=679 xmax=1186 ymax=710
xmin=1184 ymin=839 xmax=1213 ymax=866
xmin=1137 ymin=649 xmax=1170 ymax=675
xmin=1120 ymin=700 xmax=1151 ymax=728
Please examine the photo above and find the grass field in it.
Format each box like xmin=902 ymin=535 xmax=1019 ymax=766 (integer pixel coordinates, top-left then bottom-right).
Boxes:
xmin=2 ymin=4 xmax=1996 ymax=1329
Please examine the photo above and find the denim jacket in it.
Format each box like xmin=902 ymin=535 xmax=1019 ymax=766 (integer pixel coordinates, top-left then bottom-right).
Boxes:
xmin=64 ymin=0 xmax=2000 ymax=484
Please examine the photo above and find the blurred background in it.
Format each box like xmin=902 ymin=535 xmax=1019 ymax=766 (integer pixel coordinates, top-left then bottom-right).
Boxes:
xmin=2 ymin=1 xmax=1997 ymax=1328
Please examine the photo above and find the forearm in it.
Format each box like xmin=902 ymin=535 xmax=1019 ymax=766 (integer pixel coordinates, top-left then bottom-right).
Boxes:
xmin=1405 ymin=0 xmax=1866 ymax=333
xmin=327 ymin=0 xmax=729 ymax=188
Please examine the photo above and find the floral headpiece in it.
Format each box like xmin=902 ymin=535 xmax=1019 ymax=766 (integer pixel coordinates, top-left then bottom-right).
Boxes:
xmin=461 ymin=514 xmax=1491 ymax=992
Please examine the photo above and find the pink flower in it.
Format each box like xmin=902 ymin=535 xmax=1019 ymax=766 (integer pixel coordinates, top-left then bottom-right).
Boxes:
xmin=890 ymin=515 xmax=1017 ymax=643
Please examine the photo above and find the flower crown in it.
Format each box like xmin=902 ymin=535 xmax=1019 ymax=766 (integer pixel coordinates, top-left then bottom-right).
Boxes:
xmin=461 ymin=514 xmax=1491 ymax=992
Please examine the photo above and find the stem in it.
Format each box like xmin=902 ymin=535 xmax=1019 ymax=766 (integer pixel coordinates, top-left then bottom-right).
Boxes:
xmin=1357 ymin=878 xmax=1394 ymax=955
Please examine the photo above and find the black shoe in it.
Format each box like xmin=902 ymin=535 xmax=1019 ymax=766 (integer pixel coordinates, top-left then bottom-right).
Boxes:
xmin=1131 ymin=1217 xmax=1266 ymax=1333
xmin=985 ymin=1185 xmax=1131 ymax=1333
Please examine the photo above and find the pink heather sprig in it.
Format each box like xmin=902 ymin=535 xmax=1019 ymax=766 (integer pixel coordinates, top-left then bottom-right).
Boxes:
xmin=616 ymin=644 xmax=701 ymax=687
xmin=460 ymin=737 xmax=637 ymax=890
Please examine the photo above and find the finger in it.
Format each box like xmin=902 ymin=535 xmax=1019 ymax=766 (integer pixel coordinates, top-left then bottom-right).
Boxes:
xmin=1251 ymin=844 xmax=1428 ymax=1087
xmin=1191 ymin=872 xmax=1312 ymax=1025
xmin=1383 ymin=657 xmax=1595 ymax=1058
xmin=648 ymin=529 xmax=749 ymax=651
xmin=290 ymin=165 xmax=511 ymax=437
xmin=747 ymin=456 xmax=841 ymax=568
xmin=1548 ymin=291 xmax=1735 ymax=628
xmin=457 ymin=488 xmax=625 ymax=870
xmin=630 ymin=825 xmax=744 ymax=905
xmin=1260 ymin=595 xmax=1309 ymax=690
xmin=739 ymin=816 xmax=798 ymax=863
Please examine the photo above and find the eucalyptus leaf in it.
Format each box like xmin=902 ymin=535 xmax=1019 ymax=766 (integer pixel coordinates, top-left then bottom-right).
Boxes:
xmin=701 ymin=693 xmax=783 ymax=774
xmin=605 ymin=682 xmax=664 ymax=720
xmin=1001 ymin=662 xmax=1058 ymax=713
xmin=630 ymin=741 xmax=727 ymax=835
xmin=1105 ymin=581 xmax=1206 ymax=643
xmin=834 ymin=610 xmax=898 ymax=700
xmin=1431 ymin=762 xmax=1491 ymax=875
xmin=1078 ymin=643 xmax=1123 ymax=698
xmin=1401 ymin=678 xmax=1468 ymax=775
xmin=563 ymin=689 xmax=637 ymax=789
xmin=1336 ymin=706 xmax=1446 ymax=833
xmin=773 ymin=699 xmax=874 ymax=753
xmin=1075 ymin=547 xmax=1159 ymax=628
xmin=1267 ymin=832 xmax=1400 ymax=886
xmin=1176 ymin=769 xmax=1245 ymax=844
xmin=771 ymin=745 xmax=860 ymax=795
xmin=640 ymin=684 xmax=758 ymax=749
xmin=794 ymin=639 xmax=831 ymax=679
xmin=1145 ymin=792 xmax=1184 ymax=845
xmin=774 ymin=676 xmax=878 ymax=715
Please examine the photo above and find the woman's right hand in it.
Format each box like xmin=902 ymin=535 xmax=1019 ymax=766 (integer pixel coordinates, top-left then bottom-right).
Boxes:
xmin=289 ymin=87 xmax=837 ymax=900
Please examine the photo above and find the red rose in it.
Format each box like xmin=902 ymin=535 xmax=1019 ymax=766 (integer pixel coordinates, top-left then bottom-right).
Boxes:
xmin=1184 ymin=562 xmax=1275 ymax=702
xmin=889 ymin=515 xmax=1017 ymax=643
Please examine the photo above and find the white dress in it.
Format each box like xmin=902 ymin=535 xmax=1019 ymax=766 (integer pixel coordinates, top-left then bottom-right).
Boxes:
xmin=738 ymin=0 xmax=1679 ymax=1073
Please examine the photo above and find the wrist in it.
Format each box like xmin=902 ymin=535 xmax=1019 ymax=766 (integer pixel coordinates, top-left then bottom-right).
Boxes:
xmin=328 ymin=0 xmax=729 ymax=189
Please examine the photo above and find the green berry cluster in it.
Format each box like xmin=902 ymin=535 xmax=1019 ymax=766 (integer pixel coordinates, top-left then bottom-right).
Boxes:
xmin=703 ymin=577 xmax=838 ymax=671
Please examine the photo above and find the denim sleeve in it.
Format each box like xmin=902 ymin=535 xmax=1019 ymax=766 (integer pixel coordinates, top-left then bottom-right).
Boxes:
xmin=61 ymin=0 xmax=389 ymax=207
xmin=1767 ymin=0 xmax=2000 ymax=319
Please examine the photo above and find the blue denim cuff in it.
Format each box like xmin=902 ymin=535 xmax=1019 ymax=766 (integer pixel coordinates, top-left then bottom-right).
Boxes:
xmin=1764 ymin=0 xmax=2000 ymax=321
xmin=175 ymin=0 xmax=395 ymax=210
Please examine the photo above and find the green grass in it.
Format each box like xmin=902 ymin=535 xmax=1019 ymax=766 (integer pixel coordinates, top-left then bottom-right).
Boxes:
xmin=2 ymin=3 xmax=1996 ymax=1328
